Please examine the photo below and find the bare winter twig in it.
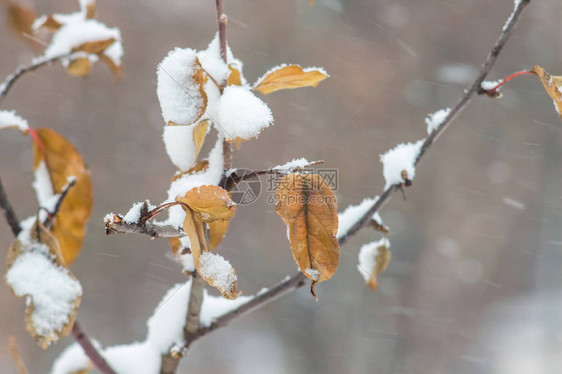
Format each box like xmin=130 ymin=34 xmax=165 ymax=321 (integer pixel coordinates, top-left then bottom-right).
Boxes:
xmin=0 ymin=54 xmax=72 ymax=102
xmin=0 ymin=177 xmax=21 ymax=236
xmin=72 ymin=322 xmax=116 ymax=374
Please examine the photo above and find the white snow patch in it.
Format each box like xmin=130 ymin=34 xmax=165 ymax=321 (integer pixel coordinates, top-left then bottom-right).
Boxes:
xmin=0 ymin=110 xmax=29 ymax=131
xmin=146 ymin=281 xmax=191 ymax=354
xmin=198 ymin=252 xmax=237 ymax=293
xmin=157 ymin=48 xmax=205 ymax=125
xmin=104 ymin=342 xmax=161 ymax=374
xmin=357 ymin=237 xmax=390 ymax=282
xmin=273 ymin=158 xmax=318 ymax=171
xmin=305 ymin=268 xmax=319 ymax=281
xmin=425 ymin=108 xmax=450 ymax=134
xmin=6 ymin=250 xmax=82 ymax=338
xmin=380 ymin=140 xmax=424 ymax=189
xmin=49 ymin=340 xmax=101 ymax=374
xmin=40 ymin=20 xmax=121 ymax=60
xmin=32 ymin=160 xmax=54 ymax=207
xmin=217 ymin=85 xmax=273 ymax=141
xmin=123 ymin=202 xmax=143 ymax=223
xmin=481 ymin=80 xmax=503 ymax=91
xmin=337 ymin=197 xmax=378 ymax=239
xmin=200 ymin=289 xmax=252 ymax=327
xmin=162 ymin=124 xmax=200 ymax=172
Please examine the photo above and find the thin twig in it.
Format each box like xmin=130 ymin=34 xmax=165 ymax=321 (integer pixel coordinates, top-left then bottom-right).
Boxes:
xmin=43 ymin=178 xmax=77 ymax=229
xmin=338 ymin=0 xmax=531 ymax=245
xmin=189 ymin=273 xmax=307 ymax=345
xmin=105 ymin=217 xmax=185 ymax=238
xmin=0 ymin=54 xmax=71 ymax=102
xmin=72 ymin=322 xmax=116 ymax=374
xmin=216 ymin=0 xmax=233 ymax=171
xmin=0 ymin=176 xmax=21 ymax=236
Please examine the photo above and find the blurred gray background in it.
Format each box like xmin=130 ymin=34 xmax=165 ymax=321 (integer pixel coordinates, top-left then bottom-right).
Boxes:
xmin=1 ymin=0 xmax=562 ymax=373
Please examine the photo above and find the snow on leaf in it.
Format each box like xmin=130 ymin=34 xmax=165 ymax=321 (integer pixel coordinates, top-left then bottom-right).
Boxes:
xmin=253 ymin=64 xmax=329 ymax=95
xmin=178 ymin=193 xmax=241 ymax=299
xmin=380 ymin=140 xmax=424 ymax=190
xmin=197 ymin=33 xmax=246 ymax=86
xmin=0 ymin=110 xmax=29 ymax=133
xmin=357 ymin=238 xmax=391 ymax=291
xmin=218 ymin=85 xmax=273 ymax=143
xmin=31 ymin=128 xmax=93 ymax=266
xmin=34 ymin=2 xmax=123 ymax=79
xmin=425 ymin=108 xmax=450 ymax=135
xmin=275 ymin=173 xmax=339 ymax=299
xmin=157 ymin=48 xmax=208 ymax=126
xmin=163 ymin=120 xmax=209 ymax=172
xmin=198 ymin=252 xmax=241 ymax=299
xmin=5 ymin=0 xmax=37 ymax=39
xmin=6 ymin=224 xmax=82 ymax=349
xmin=530 ymin=65 xmax=562 ymax=118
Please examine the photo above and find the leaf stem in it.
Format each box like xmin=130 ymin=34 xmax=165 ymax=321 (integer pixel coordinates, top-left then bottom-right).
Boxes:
xmin=479 ymin=70 xmax=535 ymax=95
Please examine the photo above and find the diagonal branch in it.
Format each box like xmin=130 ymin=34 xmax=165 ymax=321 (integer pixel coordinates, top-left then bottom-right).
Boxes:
xmin=0 ymin=177 xmax=21 ymax=236
xmin=0 ymin=54 xmax=72 ymax=102
xmin=185 ymin=0 xmax=532 ymax=346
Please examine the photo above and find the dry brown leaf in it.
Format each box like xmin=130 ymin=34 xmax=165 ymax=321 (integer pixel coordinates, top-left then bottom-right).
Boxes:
xmin=66 ymin=57 xmax=92 ymax=77
xmin=98 ymin=53 xmax=122 ymax=81
xmin=177 ymin=185 xmax=236 ymax=223
xmin=6 ymin=1 xmax=36 ymax=38
xmin=275 ymin=173 xmax=339 ymax=299
xmin=227 ymin=65 xmax=242 ymax=86
xmin=5 ymin=221 xmax=82 ymax=349
xmin=170 ymin=160 xmax=209 ymax=182
xmin=254 ymin=65 xmax=328 ymax=95
xmin=72 ymin=38 xmax=115 ymax=55
xmin=531 ymin=65 xmax=562 ymax=118
xmin=208 ymin=220 xmax=230 ymax=251
xmin=85 ymin=1 xmax=96 ymax=19
xmin=369 ymin=244 xmax=391 ymax=290
xmin=178 ymin=189 xmax=241 ymax=299
xmin=31 ymin=128 xmax=93 ymax=266
xmin=34 ymin=14 xmax=62 ymax=32
xmin=192 ymin=120 xmax=208 ymax=159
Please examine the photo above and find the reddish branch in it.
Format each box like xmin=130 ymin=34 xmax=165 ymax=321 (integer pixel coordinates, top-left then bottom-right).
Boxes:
xmin=478 ymin=70 xmax=535 ymax=96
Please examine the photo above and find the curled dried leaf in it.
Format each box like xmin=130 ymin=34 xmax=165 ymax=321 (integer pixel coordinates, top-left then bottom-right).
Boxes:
xmin=6 ymin=0 xmax=37 ymax=38
xmin=66 ymin=57 xmax=92 ymax=77
xmin=254 ymin=65 xmax=329 ymax=95
xmin=5 ymin=222 xmax=82 ymax=349
xmin=208 ymin=220 xmax=230 ymax=251
xmin=531 ymin=65 xmax=562 ymax=118
xmin=72 ymin=37 xmax=115 ymax=55
xmin=31 ymin=128 xmax=93 ymax=266
xmin=170 ymin=160 xmax=209 ymax=182
xmin=179 ymin=205 xmax=240 ymax=299
xmin=176 ymin=185 xmax=236 ymax=223
xmin=358 ymin=239 xmax=391 ymax=291
xmin=227 ymin=65 xmax=242 ymax=86
xmin=275 ymin=173 xmax=339 ymax=299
